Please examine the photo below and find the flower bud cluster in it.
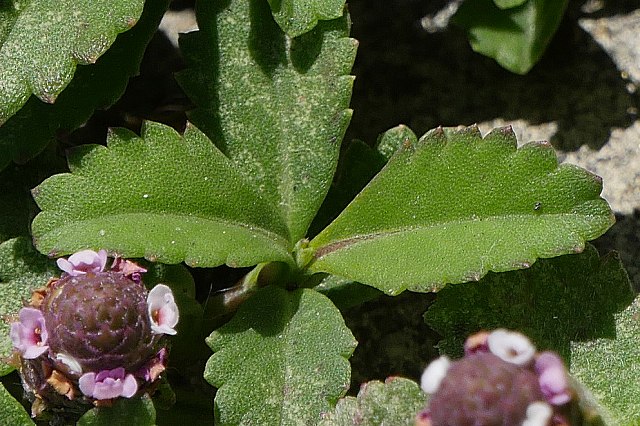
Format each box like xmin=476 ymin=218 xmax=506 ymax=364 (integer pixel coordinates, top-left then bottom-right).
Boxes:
xmin=10 ymin=249 xmax=179 ymax=418
xmin=416 ymin=329 xmax=573 ymax=426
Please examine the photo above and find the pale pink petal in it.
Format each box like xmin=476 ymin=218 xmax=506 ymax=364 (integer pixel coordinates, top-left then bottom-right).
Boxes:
xmin=148 ymin=284 xmax=179 ymax=335
xmin=535 ymin=352 xmax=571 ymax=405
xmin=78 ymin=372 xmax=97 ymax=397
xmin=420 ymin=356 xmax=450 ymax=394
xmin=121 ymin=374 xmax=138 ymax=398
xmin=487 ymin=329 xmax=535 ymax=365
xmin=10 ymin=307 xmax=49 ymax=359
xmin=79 ymin=368 xmax=138 ymax=400
xmin=57 ymin=249 xmax=107 ymax=276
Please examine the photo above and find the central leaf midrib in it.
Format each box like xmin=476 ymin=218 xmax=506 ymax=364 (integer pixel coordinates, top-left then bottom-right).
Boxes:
xmin=51 ymin=211 xmax=291 ymax=244
xmin=314 ymin=212 xmax=598 ymax=258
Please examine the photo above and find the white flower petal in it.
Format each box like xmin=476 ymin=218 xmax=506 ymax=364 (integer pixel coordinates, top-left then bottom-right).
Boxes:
xmin=56 ymin=353 xmax=83 ymax=375
xmin=420 ymin=356 xmax=450 ymax=394
xmin=487 ymin=329 xmax=535 ymax=365
xmin=521 ymin=401 xmax=552 ymax=426
xmin=147 ymin=284 xmax=179 ymax=335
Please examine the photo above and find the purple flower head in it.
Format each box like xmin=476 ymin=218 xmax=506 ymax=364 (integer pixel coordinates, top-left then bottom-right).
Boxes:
xmin=56 ymin=249 xmax=107 ymax=276
xmin=78 ymin=367 xmax=138 ymax=400
xmin=147 ymin=284 xmax=179 ymax=335
xmin=463 ymin=330 xmax=490 ymax=355
xmin=535 ymin=352 xmax=571 ymax=405
xmin=10 ymin=307 xmax=49 ymax=359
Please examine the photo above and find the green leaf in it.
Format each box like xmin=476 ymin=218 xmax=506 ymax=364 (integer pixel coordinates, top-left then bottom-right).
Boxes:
xmin=319 ymin=377 xmax=427 ymax=426
xmin=570 ymin=294 xmax=640 ymax=424
xmin=309 ymin=126 xmax=614 ymax=295
xmin=314 ymin=274 xmax=382 ymax=311
xmin=178 ymin=0 xmax=357 ymax=243
xmin=0 ymin=0 xmax=169 ymax=171
xmin=424 ymin=244 xmax=634 ymax=360
xmin=31 ymin=121 xmax=293 ymax=267
xmin=493 ymin=0 xmax=528 ymax=9
xmin=0 ymin=0 xmax=145 ymax=124
xmin=453 ymin=0 xmax=569 ymax=74
xmin=205 ymin=286 xmax=356 ymax=425
xmin=0 ymin=237 xmax=58 ymax=376
xmin=0 ymin=382 xmax=33 ymax=425
xmin=267 ymin=0 xmax=346 ymax=37
xmin=77 ymin=395 xmax=156 ymax=426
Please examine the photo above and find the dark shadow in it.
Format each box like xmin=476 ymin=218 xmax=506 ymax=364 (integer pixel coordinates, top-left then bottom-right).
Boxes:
xmin=593 ymin=210 xmax=640 ymax=292
xmin=344 ymin=292 xmax=440 ymax=393
xmin=249 ymin=0 xmax=287 ymax=77
xmin=346 ymin=0 xmax=637 ymax=151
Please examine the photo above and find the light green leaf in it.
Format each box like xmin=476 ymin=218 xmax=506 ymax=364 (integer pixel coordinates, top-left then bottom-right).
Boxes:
xmin=178 ymin=0 xmax=357 ymax=242
xmin=205 ymin=286 xmax=356 ymax=425
xmin=77 ymin=395 xmax=156 ymax=426
xmin=267 ymin=0 xmax=346 ymax=37
xmin=0 ymin=0 xmax=169 ymax=171
xmin=0 ymin=0 xmax=145 ymax=124
xmin=0 ymin=382 xmax=33 ymax=425
xmin=424 ymin=244 xmax=634 ymax=360
xmin=309 ymin=126 xmax=614 ymax=295
xmin=493 ymin=0 xmax=528 ymax=9
xmin=31 ymin=121 xmax=293 ymax=268
xmin=570 ymin=294 xmax=640 ymax=424
xmin=319 ymin=377 xmax=427 ymax=426
xmin=454 ymin=0 xmax=569 ymax=74
xmin=0 ymin=237 xmax=58 ymax=376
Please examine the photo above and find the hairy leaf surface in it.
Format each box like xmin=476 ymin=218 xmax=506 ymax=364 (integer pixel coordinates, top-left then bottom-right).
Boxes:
xmin=0 ymin=0 xmax=168 ymax=171
xmin=0 ymin=383 xmax=33 ymax=425
xmin=425 ymin=244 xmax=634 ymax=359
xmin=454 ymin=0 xmax=568 ymax=74
xmin=570 ymin=294 xmax=640 ymax=424
xmin=0 ymin=237 xmax=58 ymax=376
xmin=309 ymin=126 xmax=614 ymax=294
xmin=178 ymin=0 xmax=357 ymax=242
xmin=205 ymin=286 xmax=356 ymax=425
xmin=0 ymin=0 xmax=144 ymax=124
xmin=319 ymin=377 xmax=427 ymax=426
xmin=267 ymin=0 xmax=346 ymax=37
xmin=31 ymin=121 xmax=293 ymax=267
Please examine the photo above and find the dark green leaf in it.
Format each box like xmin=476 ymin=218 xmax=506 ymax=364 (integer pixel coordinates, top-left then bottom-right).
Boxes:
xmin=0 ymin=383 xmax=33 ymax=425
xmin=424 ymin=244 xmax=634 ymax=360
xmin=319 ymin=377 xmax=427 ymax=426
xmin=178 ymin=0 xmax=357 ymax=242
xmin=309 ymin=126 xmax=613 ymax=294
xmin=454 ymin=0 xmax=569 ymax=74
xmin=0 ymin=0 xmax=169 ymax=171
xmin=0 ymin=0 xmax=145 ymax=124
xmin=570 ymin=294 xmax=640 ymax=424
xmin=31 ymin=121 xmax=293 ymax=267
xmin=77 ymin=395 xmax=156 ymax=426
xmin=267 ymin=0 xmax=346 ymax=37
xmin=0 ymin=237 xmax=58 ymax=376
xmin=205 ymin=286 xmax=356 ymax=424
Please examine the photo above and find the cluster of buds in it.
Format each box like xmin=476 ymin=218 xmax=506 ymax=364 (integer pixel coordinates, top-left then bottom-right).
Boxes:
xmin=417 ymin=329 xmax=573 ymax=426
xmin=9 ymin=249 xmax=179 ymax=419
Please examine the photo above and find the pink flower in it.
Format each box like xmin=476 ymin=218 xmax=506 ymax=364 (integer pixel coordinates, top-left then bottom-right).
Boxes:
xmin=535 ymin=352 xmax=571 ymax=405
xmin=78 ymin=368 xmax=138 ymax=400
xmin=147 ymin=284 xmax=179 ymax=335
xmin=56 ymin=249 xmax=107 ymax=276
xmin=10 ymin=307 xmax=49 ymax=359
